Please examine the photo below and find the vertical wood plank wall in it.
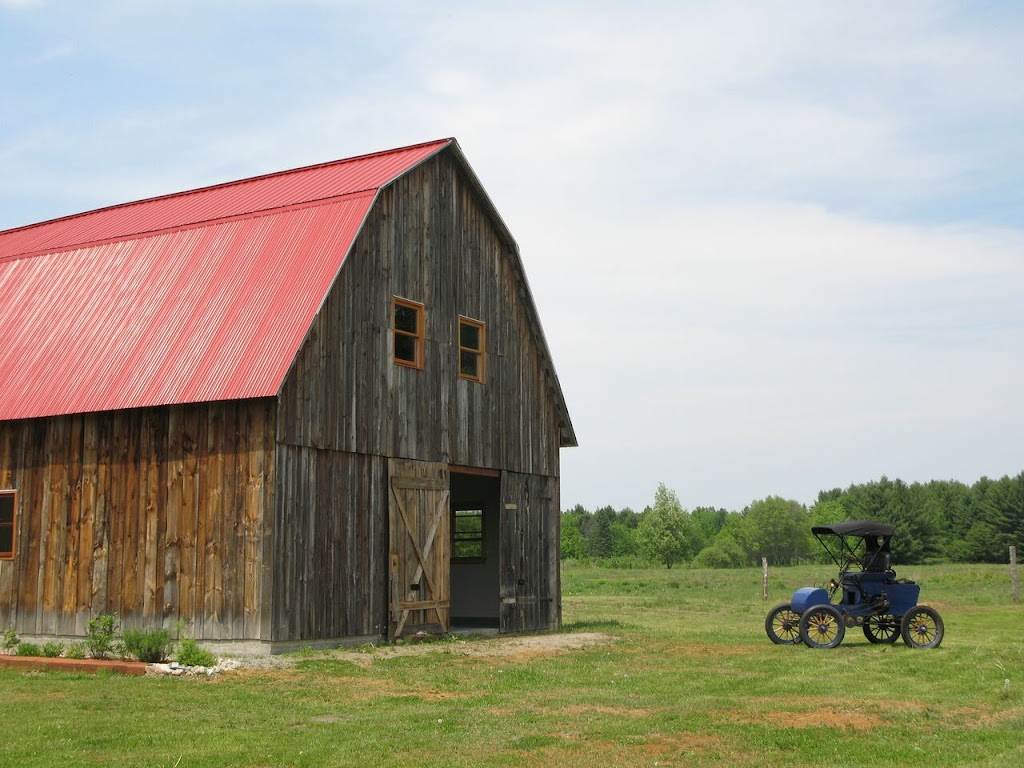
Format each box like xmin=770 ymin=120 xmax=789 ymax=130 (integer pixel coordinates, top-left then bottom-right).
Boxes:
xmin=0 ymin=400 xmax=275 ymax=640
xmin=272 ymin=446 xmax=388 ymax=642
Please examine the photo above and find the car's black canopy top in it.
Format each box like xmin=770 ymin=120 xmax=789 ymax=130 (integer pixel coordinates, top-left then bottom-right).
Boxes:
xmin=810 ymin=520 xmax=895 ymax=538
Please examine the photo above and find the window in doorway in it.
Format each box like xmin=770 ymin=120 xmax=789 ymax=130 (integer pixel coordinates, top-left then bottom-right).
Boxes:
xmin=452 ymin=507 xmax=485 ymax=562
xmin=0 ymin=491 xmax=15 ymax=560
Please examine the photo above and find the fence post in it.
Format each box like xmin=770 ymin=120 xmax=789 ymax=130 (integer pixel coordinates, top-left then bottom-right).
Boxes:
xmin=762 ymin=557 xmax=769 ymax=600
xmin=1011 ymin=546 xmax=1019 ymax=605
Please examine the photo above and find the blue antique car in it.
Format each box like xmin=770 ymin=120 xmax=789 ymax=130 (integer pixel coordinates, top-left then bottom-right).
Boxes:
xmin=765 ymin=520 xmax=944 ymax=649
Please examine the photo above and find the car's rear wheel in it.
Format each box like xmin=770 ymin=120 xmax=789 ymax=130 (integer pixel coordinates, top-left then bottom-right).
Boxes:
xmin=863 ymin=614 xmax=900 ymax=644
xmin=901 ymin=606 xmax=944 ymax=649
xmin=800 ymin=604 xmax=845 ymax=649
xmin=765 ymin=603 xmax=801 ymax=645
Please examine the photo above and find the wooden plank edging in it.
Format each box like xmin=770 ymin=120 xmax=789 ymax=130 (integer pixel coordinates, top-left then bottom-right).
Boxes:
xmin=0 ymin=655 xmax=149 ymax=676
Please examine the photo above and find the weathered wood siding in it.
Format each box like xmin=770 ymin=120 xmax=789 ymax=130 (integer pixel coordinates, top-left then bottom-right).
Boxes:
xmin=499 ymin=471 xmax=559 ymax=632
xmin=278 ymin=149 xmax=563 ymax=477
xmin=0 ymin=400 xmax=275 ymax=640
xmin=272 ymin=446 xmax=388 ymax=642
xmin=273 ymin=148 xmax=566 ymax=639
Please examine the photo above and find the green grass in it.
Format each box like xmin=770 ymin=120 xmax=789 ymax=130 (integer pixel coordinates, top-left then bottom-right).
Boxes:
xmin=2 ymin=563 xmax=1022 ymax=767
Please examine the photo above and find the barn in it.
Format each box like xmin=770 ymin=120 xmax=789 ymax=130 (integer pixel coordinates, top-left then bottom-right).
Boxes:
xmin=0 ymin=138 xmax=576 ymax=651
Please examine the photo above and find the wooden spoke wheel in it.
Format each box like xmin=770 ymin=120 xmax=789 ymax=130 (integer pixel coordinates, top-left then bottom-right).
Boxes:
xmin=765 ymin=603 xmax=802 ymax=645
xmin=901 ymin=606 xmax=944 ymax=649
xmin=799 ymin=604 xmax=845 ymax=649
xmin=863 ymin=614 xmax=900 ymax=644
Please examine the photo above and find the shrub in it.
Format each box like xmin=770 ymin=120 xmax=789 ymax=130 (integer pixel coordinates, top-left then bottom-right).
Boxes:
xmin=1 ymin=629 xmax=18 ymax=651
xmin=64 ymin=642 xmax=87 ymax=660
xmin=176 ymin=637 xmax=216 ymax=668
xmin=42 ymin=641 xmax=65 ymax=658
xmin=16 ymin=642 xmax=42 ymax=657
xmin=85 ymin=613 xmax=120 ymax=659
xmin=693 ymin=545 xmax=739 ymax=569
xmin=122 ymin=627 xmax=173 ymax=663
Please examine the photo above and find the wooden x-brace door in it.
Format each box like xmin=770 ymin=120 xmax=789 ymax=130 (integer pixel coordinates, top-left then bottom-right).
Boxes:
xmin=388 ymin=459 xmax=450 ymax=640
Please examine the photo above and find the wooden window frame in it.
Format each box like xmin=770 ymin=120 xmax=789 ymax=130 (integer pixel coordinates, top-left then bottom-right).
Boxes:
xmin=0 ymin=490 xmax=15 ymax=561
xmin=452 ymin=506 xmax=485 ymax=563
xmin=393 ymin=296 xmax=425 ymax=370
xmin=458 ymin=316 xmax=486 ymax=383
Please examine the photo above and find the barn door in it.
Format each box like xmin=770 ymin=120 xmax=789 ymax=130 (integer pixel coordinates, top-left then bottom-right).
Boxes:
xmin=388 ymin=459 xmax=450 ymax=640
xmin=499 ymin=471 xmax=558 ymax=633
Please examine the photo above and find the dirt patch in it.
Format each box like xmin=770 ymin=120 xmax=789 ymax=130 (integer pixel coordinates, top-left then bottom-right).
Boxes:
xmin=761 ymin=709 xmax=883 ymax=731
xmin=713 ymin=696 xmax=888 ymax=732
xmin=229 ymin=632 xmax=612 ymax=671
xmin=636 ymin=732 xmax=728 ymax=756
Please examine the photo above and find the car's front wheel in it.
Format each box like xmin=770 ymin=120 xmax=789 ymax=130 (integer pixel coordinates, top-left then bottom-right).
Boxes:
xmin=800 ymin=604 xmax=845 ymax=649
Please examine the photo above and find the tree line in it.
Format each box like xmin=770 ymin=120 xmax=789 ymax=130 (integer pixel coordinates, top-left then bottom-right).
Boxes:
xmin=561 ymin=472 xmax=1024 ymax=568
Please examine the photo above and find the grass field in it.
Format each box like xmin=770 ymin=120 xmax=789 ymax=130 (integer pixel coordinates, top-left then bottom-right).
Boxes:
xmin=2 ymin=562 xmax=1022 ymax=767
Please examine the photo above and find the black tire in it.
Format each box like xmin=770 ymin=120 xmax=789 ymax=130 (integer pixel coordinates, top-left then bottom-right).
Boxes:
xmin=800 ymin=604 xmax=845 ymax=649
xmin=863 ymin=614 xmax=900 ymax=644
xmin=901 ymin=606 xmax=944 ymax=649
xmin=765 ymin=603 xmax=801 ymax=645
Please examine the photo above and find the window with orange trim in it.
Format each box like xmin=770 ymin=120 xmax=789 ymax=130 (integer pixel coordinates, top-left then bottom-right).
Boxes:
xmin=0 ymin=491 xmax=15 ymax=560
xmin=458 ymin=317 xmax=486 ymax=383
xmin=393 ymin=297 xmax=425 ymax=369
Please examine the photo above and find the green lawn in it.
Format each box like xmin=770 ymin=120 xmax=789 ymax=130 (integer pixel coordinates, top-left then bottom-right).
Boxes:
xmin=2 ymin=562 xmax=1022 ymax=767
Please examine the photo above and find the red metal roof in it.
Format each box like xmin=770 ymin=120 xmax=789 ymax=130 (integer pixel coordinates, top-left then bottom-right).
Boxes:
xmin=0 ymin=139 xmax=451 ymax=420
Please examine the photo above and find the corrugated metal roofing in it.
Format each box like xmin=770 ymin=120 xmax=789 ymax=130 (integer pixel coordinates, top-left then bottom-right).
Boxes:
xmin=0 ymin=140 xmax=451 ymax=421
xmin=0 ymin=139 xmax=450 ymax=261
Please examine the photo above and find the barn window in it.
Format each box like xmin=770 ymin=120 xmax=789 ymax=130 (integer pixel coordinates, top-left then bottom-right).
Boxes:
xmin=0 ymin=491 xmax=15 ymax=560
xmin=452 ymin=507 xmax=485 ymax=561
xmin=393 ymin=297 xmax=425 ymax=369
xmin=458 ymin=317 xmax=486 ymax=383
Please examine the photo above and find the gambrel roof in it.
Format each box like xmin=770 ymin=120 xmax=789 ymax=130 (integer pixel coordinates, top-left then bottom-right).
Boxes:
xmin=0 ymin=139 xmax=575 ymax=446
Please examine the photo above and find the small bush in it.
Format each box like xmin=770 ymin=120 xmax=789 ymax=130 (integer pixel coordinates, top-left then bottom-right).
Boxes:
xmin=176 ymin=637 xmax=216 ymax=668
xmin=1 ymin=629 xmax=18 ymax=651
xmin=64 ymin=642 xmax=87 ymax=660
xmin=42 ymin=641 xmax=65 ymax=658
xmin=122 ymin=627 xmax=173 ymax=663
xmin=85 ymin=613 xmax=119 ymax=659
xmin=16 ymin=642 xmax=42 ymax=657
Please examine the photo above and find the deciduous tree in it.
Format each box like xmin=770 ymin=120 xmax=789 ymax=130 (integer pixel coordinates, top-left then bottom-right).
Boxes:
xmin=636 ymin=484 xmax=701 ymax=568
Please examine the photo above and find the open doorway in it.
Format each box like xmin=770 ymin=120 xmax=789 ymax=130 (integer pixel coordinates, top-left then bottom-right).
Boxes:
xmin=449 ymin=469 xmax=501 ymax=630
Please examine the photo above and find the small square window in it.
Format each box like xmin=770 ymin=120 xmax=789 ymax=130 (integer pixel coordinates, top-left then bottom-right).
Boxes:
xmin=453 ymin=507 xmax=485 ymax=561
xmin=393 ymin=297 xmax=425 ymax=369
xmin=0 ymin=491 xmax=15 ymax=560
xmin=458 ymin=317 xmax=486 ymax=383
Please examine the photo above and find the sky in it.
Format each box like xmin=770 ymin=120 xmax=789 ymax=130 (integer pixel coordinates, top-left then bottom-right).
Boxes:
xmin=1 ymin=1 xmax=1022 ymax=513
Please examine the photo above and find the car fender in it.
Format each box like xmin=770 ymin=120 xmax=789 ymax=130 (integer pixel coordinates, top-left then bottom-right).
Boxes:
xmin=791 ymin=587 xmax=830 ymax=615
